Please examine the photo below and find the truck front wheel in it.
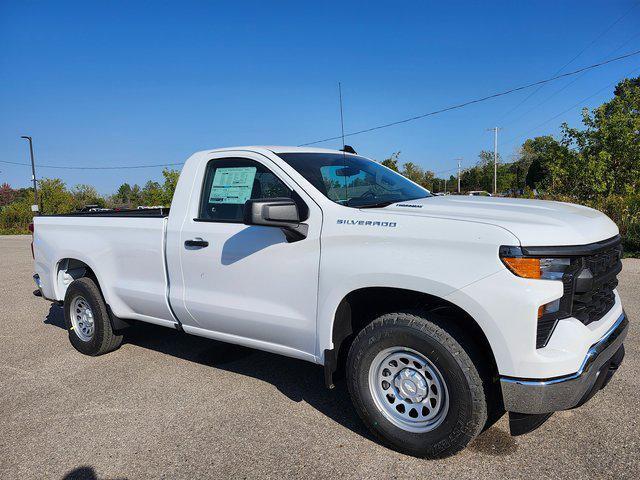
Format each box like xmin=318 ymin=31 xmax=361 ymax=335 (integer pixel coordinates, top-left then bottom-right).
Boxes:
xmin=346 ymin=311 xmax=489 ymax=458
xmin=64 ymin=277 xmax=123 ymax=356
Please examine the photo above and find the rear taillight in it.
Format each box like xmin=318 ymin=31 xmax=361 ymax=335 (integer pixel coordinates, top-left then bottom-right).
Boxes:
xmin=29 ymin=222 xmax=34 ymax=259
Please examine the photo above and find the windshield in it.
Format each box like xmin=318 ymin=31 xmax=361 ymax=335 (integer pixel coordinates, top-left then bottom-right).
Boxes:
xmin=277 ymin=153 xmax=431 ymax=208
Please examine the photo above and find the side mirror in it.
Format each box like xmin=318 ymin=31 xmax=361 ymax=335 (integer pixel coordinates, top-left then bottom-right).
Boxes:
xmin=243 ymin=198 xmax=308 ymax=242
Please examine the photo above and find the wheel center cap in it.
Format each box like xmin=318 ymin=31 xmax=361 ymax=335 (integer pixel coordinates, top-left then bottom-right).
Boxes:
xmin=402 ymin=379 xmax=417 ymax=393
xmin=394 ymin=368 xmax=427 ymax=402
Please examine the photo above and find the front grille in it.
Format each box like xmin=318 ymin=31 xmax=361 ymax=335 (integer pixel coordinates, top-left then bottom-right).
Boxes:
xmin=535 ymin=236 xmax=622 ymax=348
xmin=571 ymin=245 xmax=622 ymax=325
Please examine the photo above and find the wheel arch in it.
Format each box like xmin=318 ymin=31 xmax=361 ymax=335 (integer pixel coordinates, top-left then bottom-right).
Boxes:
xmin=323 ymin=286 xmax=499 ymax=389
xmin=55 ymin=257 xmax=100 ymax=301
xmin=55 ymin=257 xmax=130 ymax=331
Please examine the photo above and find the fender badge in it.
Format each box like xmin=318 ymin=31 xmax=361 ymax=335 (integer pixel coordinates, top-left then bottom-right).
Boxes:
xmin=336 ymin=219 xmax=397 ymax=227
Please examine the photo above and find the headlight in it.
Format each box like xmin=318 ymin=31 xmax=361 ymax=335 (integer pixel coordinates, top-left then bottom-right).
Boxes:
xmin=500 ymin=246 xmax=587 ymax=350
xmin=499 ymin=246 xmax=571 ymax=280
xmin=539 ymin=258 xmax=571 ymax=280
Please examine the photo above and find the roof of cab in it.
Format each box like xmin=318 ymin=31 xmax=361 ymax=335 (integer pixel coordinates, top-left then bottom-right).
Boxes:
xmin=200 ymin=145 xmax=357 ymax=156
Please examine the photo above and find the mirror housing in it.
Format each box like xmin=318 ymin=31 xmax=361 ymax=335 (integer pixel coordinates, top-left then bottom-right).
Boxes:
xmin=243 ymin=198 xmax=308 ymax=242
xmin=335 ymin=166 xmax=360 ymax=177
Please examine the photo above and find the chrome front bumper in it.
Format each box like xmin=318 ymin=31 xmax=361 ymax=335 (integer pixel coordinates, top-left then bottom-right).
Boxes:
xmin=500 ymin=312 xmax=628 ymax=415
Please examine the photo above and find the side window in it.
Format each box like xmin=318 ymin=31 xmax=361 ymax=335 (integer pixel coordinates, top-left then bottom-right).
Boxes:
xmin=198 ymin=158 xmax=292 ymax=222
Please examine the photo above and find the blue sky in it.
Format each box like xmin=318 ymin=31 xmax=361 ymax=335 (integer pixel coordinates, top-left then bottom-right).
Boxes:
xmin=1 ymin=0 xmax=639 ymax=193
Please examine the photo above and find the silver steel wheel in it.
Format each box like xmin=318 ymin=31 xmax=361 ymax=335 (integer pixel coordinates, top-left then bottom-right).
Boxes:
xmin=368 ymin=347 xmax=449 ymax=433
xmin=70 ymin=295 xmax=95 ymax=342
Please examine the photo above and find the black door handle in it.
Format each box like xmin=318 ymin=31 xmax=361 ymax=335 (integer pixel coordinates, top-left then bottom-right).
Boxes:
xmin=185 ymin=238 xmax=209 ymax=248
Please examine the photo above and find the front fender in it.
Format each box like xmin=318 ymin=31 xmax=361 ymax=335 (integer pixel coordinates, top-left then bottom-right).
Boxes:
xmin=315 ymin=210 xmax=520 ymax=360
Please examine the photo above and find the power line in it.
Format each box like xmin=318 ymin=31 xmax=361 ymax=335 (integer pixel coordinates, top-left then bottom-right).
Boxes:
xmin=498 ymin=2 xmax=640 ymax=121
xmin=3 ymin=52 xmax=639 ymax=173
xmin=502 ymin=66 xmax=640 ymax=148
xmin=506 ymin=29 xmax=640 ymax=127
xmin=444 ymin=68 xmax=640 ymax=183
xmin=298 ymin=49 xmax=640 ymax=146
xmin=430 ymin=68 xmax=638 ymax=179
xmin=449 ymin=69 xmax=639 ymax=178
xmin=550 ymin=2 xmax=638 ymax=71
xmin=0 ymin=159 xmax=184 ymax=170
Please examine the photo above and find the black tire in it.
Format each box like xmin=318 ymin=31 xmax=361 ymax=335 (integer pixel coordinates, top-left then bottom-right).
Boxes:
xmin=346 ymin=311 xmax=489 ymax=458
xmin=64 ymin=277 xmax=123 ymax=356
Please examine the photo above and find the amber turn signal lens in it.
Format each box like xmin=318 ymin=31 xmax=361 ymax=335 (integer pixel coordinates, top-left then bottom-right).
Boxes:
xmin=502 ymin=257 xmax=541 ymax=279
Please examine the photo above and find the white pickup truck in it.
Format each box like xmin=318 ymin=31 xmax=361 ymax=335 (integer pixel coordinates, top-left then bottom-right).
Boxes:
xmin=32 ymin=146 xmax=628 ymax=457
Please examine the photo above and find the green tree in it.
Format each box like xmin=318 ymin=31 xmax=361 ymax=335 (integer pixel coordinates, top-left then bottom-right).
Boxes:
xmin=12 ymin=187 xmax=33 ymax=203
xmin=141 ymin=181 xmax=164 ymax=206
xmin=460 ymin=166 xmax=480 ymax=192
xmin=381 ymin=152 xmax=400 ymax=172
xmin=423 ymin=170 xmax=436 ymax=191
xmin=400 ymin=162 xmax=426 ymax=185
xmin=448 ymin=174 xmax=457 ymax=192
xmin=71 ymin=184 xmax=105 ymax=210
xmin=114 ymin=183 xmax=132 ymax=206
xmin=39 ymin=178 xmax=74 ymax=215
xmin=130 ymin=184 xmax=142 ymax=205
xmin=507 ymin=151 xmax=534 ymax=194
xmin=114 ymin=183 xmax=133 ymax=206
xmin=477 ymin=150 xmax=499 ymax=192
xmin=161 ymin=168 xmax=180 ymax=205
xmin=561 ymin=76 xmax=640 ymax=197
xmin=521 ymin=136 xmax=571 ymax=192
xmin=113 ymin=182 xmax=142 ymax=208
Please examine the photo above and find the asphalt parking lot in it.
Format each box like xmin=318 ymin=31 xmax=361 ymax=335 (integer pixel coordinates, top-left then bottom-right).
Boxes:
xmin=1 ymin=234 xmax=638 ymax=479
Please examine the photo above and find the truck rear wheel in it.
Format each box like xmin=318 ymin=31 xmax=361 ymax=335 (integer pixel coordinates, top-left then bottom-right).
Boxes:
xmin=64 ymin=277 xmax=123 ymax=356
xmin=346 ymin=311 xmax=489 ymax=458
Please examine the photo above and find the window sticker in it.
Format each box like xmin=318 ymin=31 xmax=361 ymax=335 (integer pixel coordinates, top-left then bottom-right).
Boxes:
xmin=209 ymin=167 xmax=257 ymax=204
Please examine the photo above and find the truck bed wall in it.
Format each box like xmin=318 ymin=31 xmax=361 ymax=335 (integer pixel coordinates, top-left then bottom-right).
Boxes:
xmin=34 ymin=216 xmax=176 ymax=326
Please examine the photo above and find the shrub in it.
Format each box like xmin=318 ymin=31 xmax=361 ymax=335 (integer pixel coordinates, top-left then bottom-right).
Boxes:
xmin=0 ymin=200 xmax=32 ymax=234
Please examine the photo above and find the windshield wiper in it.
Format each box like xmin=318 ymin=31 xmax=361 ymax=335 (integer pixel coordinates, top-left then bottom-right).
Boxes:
xmin=404 ymin=195 xmax=433 ymax=201
xmin=357 ymin=201 xmax=396 ymax=209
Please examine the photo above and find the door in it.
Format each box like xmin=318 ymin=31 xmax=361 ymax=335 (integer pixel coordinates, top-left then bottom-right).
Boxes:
xmin=172 ymin=152 xmax=321 ymax=358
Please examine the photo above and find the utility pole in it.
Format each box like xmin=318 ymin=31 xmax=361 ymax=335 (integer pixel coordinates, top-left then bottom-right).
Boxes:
xmin=20 ymin=136 xmax=39 ymax=214
xmin=444 ymin=177 xmax=447 ymax=194
xmin=486 ymin=127 xmax=500 ymax=195
xmin=456 ymin=158 xmax=462 ymax=193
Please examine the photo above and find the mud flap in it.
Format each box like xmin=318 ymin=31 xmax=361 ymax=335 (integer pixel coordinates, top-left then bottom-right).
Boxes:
xmin=324 ymin=348 xmax=339 ymax=389
xmin=509 ymin=411 xmax=553 ymax=436
xmin=106 ymin=305 xmax=132 ymax=332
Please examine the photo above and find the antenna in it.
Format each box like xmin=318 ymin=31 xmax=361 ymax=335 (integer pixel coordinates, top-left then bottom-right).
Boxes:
xmin=337 ymin=82 xmax=350 ymax=201
xmin=338 ymin=82 xmax=346 ymax=151
xmin=337 ymin=83 xmax=357 ymax=154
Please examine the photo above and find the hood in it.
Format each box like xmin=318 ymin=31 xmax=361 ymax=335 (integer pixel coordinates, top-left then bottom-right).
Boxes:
xmin=383 ymin=196 xmax=618 ymax=246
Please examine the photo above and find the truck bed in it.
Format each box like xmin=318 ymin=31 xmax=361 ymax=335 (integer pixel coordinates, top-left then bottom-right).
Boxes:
xmin=33 ymin=212 xmax=175 ymax=326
